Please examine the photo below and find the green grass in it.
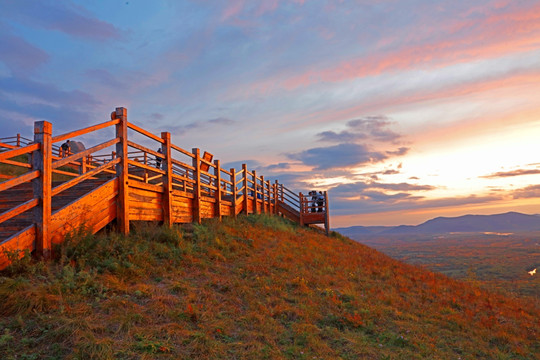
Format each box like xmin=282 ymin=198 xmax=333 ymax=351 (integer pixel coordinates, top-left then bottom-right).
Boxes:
xmin=0 ymin=216 xmax=539 ymax=359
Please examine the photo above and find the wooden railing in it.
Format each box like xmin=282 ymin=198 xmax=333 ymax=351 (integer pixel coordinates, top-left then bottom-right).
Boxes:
xmin=0 ymin=107 xmax=329 ymax=269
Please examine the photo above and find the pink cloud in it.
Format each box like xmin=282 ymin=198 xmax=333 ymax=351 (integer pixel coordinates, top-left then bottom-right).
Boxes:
xmin=221 ymin=0 xmax=247 ymax=21
xmin=0 ymin=30 xmax=49 ymax=74
xmin=244 ymin=2 xmax=540 ymax=93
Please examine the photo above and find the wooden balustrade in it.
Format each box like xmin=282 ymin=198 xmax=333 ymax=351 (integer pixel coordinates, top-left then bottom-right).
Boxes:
xmin=0 ymin=106 xmax=330 ymax=269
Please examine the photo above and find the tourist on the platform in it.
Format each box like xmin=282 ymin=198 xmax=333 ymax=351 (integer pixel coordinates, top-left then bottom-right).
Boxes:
xmin=155 ymin=148 xmax=162 ymax=169
xmin=317 ymin=191 xmax=324 ymax=212
xmin=60 ymin=140 xmax=70 ymax=157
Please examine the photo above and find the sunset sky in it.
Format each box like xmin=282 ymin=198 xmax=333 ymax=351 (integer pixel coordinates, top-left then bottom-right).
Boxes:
xmin=1 ymin=0 xmax=539 ymax=227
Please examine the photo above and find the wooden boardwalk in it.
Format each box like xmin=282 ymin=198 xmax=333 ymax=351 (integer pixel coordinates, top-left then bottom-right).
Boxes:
xmin=0 ymin=107 xmax=329 ymax=269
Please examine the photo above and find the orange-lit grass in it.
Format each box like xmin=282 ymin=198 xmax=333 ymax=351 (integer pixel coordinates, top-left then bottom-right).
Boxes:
xmin=0 ymin=215 xmax=538 ymax=359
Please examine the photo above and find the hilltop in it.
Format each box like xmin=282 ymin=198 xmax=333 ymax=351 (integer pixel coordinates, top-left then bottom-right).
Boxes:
xmin=335 ymin=211 xmax=540 ymax=237
xmin=1 ymin=215 xmax=538 ymax=359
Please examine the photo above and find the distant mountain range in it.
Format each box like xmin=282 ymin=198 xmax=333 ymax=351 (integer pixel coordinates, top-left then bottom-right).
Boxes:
xmin=334 ymin=212 xmax=540 ymax=237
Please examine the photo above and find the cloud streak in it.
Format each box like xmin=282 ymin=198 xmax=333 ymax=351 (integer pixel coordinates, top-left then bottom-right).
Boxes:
xmin=2 ymin=0 xmax=121 ymax=40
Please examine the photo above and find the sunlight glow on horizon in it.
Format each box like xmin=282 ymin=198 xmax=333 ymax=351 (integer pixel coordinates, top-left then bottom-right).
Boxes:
xmin=1 ymin=1 xmax=540 ymax=227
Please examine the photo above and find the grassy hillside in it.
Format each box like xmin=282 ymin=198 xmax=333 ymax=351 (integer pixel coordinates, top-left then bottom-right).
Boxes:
xmin=1 ymin=215 xmax=538 ymax=359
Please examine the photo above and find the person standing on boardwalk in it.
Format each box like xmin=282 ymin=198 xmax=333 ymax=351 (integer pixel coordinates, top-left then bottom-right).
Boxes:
xmin=155 ymin=148 xmax=162 ymax=169
xmin=317 ymin=191 xmax=324 ymax=212
xmin=60 ymin=140 xmax=70 ymax=157
xmin=310 ymin=191 xmax=318 ymax=213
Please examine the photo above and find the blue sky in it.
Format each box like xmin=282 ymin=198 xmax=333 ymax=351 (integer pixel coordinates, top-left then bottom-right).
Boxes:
xmin=1 ymin=0 xmax=540 ymax=226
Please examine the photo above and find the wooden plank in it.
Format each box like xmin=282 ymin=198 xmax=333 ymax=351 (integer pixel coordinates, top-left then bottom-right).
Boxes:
xmin=128 ymin=159 xmax=166 ymax=175
xmin=52 ymin=119 xmax=120 ymax=143
xmin=127 ymin=140 xmax=165 ymax=160
xmin=115 ymin=107 xmax=129 ymax=234
xmin=214 ymin=160 xmax=222 ymax=221
xmin=170 ymin=143 xmax=195 ymax=159
xmin=324 ymin=191 xmax=330 ymax=236
xmin=230 ymin=168 xmax=237 ymax=219
xmin=0 ymin=159 xmax=32 ymax=168
xmin=242 ymin=165 xmax=249 ymax=214
xmin=0 ymin=143 xmax=39 ymax=162
xmin=0 ymin=170 xmax=39 ymax=193
xmin=0 ymin=198 xmax=38 ymax=224
xmin=171 ymin=189 xmax=195 ymax=199
xmin=299 ymin=192 xmax=304 ymax=226
xmin=32 ymin=121 xmax=52 ymax=258
xmin=302 ymin=213 xmax=326 ymax=224
xmin=128 ymin=179 xmax=164 ymax=193
xmin=252 ymin=170 xmax=258 ymax=214
xmin=200 ymin=151 xmax=213 ymax=172
xmin=127 ymin=122 xmax=165 ymax=144
xmin=129 ymin=207 xmax=163 ymax=218
xmin=0 ymin=141 xmax=17 ymax=149
xmin=129 ymin=186 xmax=163 ymax=200
xmin=273 ymin=181 xmax=278 ymax=215
xmin=50 ymin=179 xmax=118 ymax=239
xmin=161 ymin=132 xmax=173 ymax=226
xmin=0 ymin=225 xmax=36 ymax=270
xmin=192 ymin=148 xmax=201 ymax=224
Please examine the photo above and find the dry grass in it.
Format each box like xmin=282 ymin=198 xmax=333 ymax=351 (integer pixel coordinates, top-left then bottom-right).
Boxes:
xmin=0 ymin=215 xmax=538 ymax=359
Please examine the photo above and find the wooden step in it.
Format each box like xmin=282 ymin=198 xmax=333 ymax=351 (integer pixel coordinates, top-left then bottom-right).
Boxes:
xmin=0 ymin=177 xmax=110 ymax=243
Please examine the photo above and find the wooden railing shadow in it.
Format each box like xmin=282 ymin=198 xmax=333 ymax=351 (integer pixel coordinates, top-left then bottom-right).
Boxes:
xmin=0 ymin=107 xmax=329 ymax=269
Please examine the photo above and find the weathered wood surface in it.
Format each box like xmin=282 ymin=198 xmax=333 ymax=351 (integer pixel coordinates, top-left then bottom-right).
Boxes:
xmin=0 ymin=225 xmax=36 ymax=269
xmin=52 ymin=119 xmax=119 ymax=144
xmin=50 ymin=178 xmax=118 ymax=243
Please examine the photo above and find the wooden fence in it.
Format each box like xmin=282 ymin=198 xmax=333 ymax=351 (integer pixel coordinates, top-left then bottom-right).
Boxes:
xmin=0 ymin=107 xmax=329 ymax=269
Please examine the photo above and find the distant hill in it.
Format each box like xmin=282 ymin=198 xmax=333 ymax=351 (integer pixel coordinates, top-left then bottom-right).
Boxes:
xmin=335 ymin=211 xmax=540 ymax=237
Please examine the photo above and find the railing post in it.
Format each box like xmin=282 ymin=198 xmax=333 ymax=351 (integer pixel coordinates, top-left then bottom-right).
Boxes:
xmin=143 ymin=151 xmax=148 ymax=183
xmin=231 ymin=168 xmax=237 ymax=218
xmin=16 ymin=133 xmax=21 ymax=147
xmin=266 ymin=180 xmax=271 ymax=214
xmin=79 ymin=155 xmax=87 ymax=175
xmin=280 ymin=183 xmax=284 ymax=202
xmin=192 ymin=148 xmax=201 ymax=224
xmin=162 ymin=132 xmax=173 ymax=226
xmin=242 ymin=164 xmax=248 ymax=214
xmin=274 ymin=181 xmax=278 ymax=214
xmin=252 ymin=170 xmax=258 ymax=214
xmin=32 ymin=121 xmax=52 ymax=258
xmin=214 ymin=160 xmax=222 ymax=221
xmin=115 ymin=107 xmax=130 ymax=235
xmin=260 ymin=175 xmax=265 ymax=214
xmin=299 ymin=192 xmax=304 ymax=226
xmin=324 ymin=191 xmax=330 ymax=235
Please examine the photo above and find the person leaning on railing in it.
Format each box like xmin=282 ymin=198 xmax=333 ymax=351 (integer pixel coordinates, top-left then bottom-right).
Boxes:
xmin=60 ymin=140 xmax=70 ymax=158
xmin=317 ymin=191 xmax=324 ymax=212
xmin=310 ymin=190 xmax=317 ymax=213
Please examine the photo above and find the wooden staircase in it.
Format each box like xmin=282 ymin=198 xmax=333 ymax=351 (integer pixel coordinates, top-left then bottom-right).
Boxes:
xmin=0 ymin=178 xmax=111 ymax=242
xmin=0 ymin=107 xmax=329 ymax=270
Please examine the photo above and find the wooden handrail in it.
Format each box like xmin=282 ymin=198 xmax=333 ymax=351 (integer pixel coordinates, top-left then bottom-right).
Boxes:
xmin=0 ymin=170 xmax=40 ymax=193
xmin=52 ymin=119 xmax=120 ymax=143
xmin=0 ymin=198 xmax=39 ymax=224
xmin=127 ymin=122 xmax=165 ymax=144
xmin=0 ymin=143 xmax=39 ymax=162
xmin=0 ymin=159 xmax=32 ymax=169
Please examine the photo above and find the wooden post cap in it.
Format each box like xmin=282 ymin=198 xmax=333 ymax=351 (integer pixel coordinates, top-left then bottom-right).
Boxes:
xmin=34 ymin=121 xmax=52 ymax=135
xmin=115 ymin=107 xmax=127 ymax=117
